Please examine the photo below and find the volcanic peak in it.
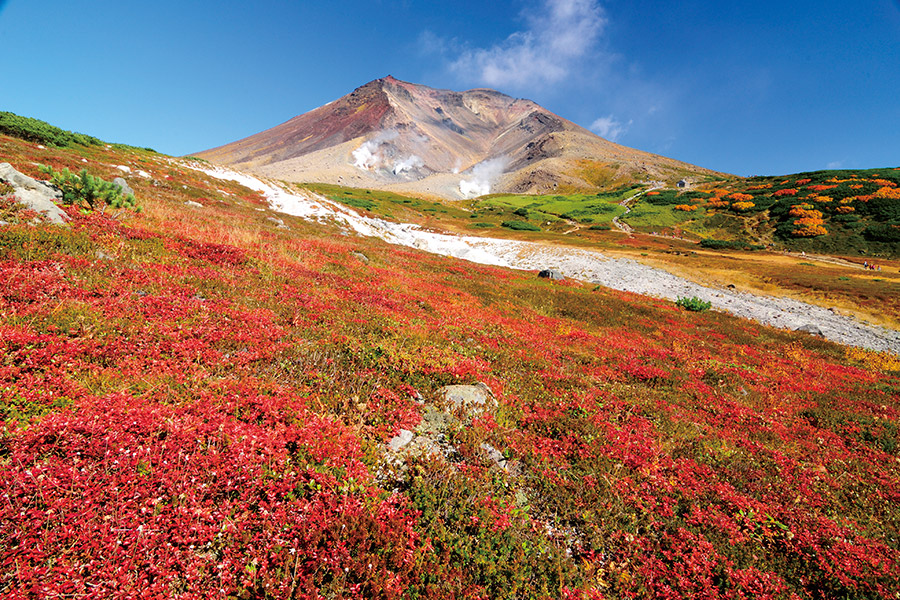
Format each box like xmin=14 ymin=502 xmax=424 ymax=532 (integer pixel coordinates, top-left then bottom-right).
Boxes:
xmin=195 ymin=76 xmax=724 ymax=199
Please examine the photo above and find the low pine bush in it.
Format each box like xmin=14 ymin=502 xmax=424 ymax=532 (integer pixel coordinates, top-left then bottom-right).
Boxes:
xmin=675 ymin=296 xmax=712 ymax=312
xmin=39 ymin=166 xmax=138 ymax=212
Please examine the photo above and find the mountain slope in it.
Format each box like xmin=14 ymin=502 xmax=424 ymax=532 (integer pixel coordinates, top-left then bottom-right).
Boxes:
xmin=196 ymin=76 xmax=726 ymax=199
xmin=2 ymin=127 xmax=899 ymax=599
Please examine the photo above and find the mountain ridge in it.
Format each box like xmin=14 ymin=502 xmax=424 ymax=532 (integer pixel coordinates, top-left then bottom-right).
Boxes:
xmin=195 ymin=76 xmax=728 ymax=199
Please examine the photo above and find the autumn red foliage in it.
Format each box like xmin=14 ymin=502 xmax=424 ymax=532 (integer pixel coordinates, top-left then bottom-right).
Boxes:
xmin=0 ymin=134 xmax=898 ymax=599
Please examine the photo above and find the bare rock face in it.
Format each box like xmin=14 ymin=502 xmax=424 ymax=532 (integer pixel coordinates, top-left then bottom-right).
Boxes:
xmin=0 ymin=163 xmax=69 ymax=224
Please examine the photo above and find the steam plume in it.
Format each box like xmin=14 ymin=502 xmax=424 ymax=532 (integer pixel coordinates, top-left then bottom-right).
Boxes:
xmin=352 ymin=130 xmax=399 ymax=170
xmin=459 ymin=156 xmax=509 ymax=198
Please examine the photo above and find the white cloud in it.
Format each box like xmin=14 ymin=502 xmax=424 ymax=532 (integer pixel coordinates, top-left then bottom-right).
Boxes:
xmin=448 ymin=0 xmax=607 ymax=89
xmin=589 ymin=115 xmax=631 ymax=141
xmin=826 ymin=160 xmax=843 ymax=169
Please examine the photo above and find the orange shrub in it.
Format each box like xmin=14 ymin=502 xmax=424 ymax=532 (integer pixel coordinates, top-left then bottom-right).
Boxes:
xmin=814 ymin=195 xmax=833 ymax=203
xmin=774 ymin=188 xmax=798 ymax=197
xmin=834 ymin=205 xmax=855 ymax=214
xmin=793 ymin=223 xmax=827 ymax=237
xmin=706 ymin=199 xmax=730 ymax=208
xmin=789 ymin=204 xmax=822 ymax=219
xmin=874 ymin=186 xmax=900 ymax=199
xmin=731 ymin=201 xmax=755 ymax=211
xmin=796 ymin=178 xmax=811 ymax=185
xmin=728 ymin=192 xmax=754 ymax=202
xmin=808 ymin=184 xmax=837 ymax=192
xmin=747 ymin=184 xmax=772 ymax=190
xmin=674 ymin=204 xmax=697 ymax=211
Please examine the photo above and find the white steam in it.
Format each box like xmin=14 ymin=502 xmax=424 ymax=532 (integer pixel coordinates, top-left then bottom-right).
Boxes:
xmin=352 ymin=130 xmax=399 ymax=170
xmin=459 ymin=156 xmax=509 ymax=198
xmin=392 ymin=155 xmax=424 ymax=175
xmin=352 ymin=130 xmax=427 ymax=177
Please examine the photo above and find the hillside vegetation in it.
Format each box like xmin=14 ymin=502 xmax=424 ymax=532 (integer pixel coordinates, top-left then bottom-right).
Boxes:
xmin=1 ymin=129 xmax=899 ymax=598
xmin=621 ymin=170 xmax=900 ymax=257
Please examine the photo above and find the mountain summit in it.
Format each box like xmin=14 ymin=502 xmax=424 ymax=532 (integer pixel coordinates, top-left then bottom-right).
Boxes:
xmin=196 ymin=76 xmax=721 ymax=198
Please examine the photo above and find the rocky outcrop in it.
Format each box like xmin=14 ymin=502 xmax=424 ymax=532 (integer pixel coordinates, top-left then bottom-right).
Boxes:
xmin=538 ymin=269 xmax=565 ymax=281
xmin=0 ymin=163 xmax=69 ymax=224
xmin=384 ymin=383 xmax=500 ymax=465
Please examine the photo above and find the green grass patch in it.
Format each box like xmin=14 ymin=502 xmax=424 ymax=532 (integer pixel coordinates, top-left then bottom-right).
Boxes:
xmin=477 ymin=188 xmax=636 ymax=225
xmin=501 ymin=220 xmax=541 ymax=231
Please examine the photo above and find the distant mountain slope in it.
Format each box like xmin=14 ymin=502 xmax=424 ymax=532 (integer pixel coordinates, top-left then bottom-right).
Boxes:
xmin=195 ymin=76 xmax=727 ymax=199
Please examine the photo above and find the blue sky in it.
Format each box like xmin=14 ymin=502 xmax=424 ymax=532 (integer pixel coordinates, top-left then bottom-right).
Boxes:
xmin=1 ymin=0 xmax=898 ymax=176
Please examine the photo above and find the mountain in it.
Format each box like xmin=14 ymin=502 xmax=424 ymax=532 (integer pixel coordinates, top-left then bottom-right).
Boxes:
xmin=195 ymin=76 xmax=725 ymax=199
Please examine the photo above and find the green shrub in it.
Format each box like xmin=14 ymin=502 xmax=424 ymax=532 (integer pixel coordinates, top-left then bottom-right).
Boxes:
xmin=675 ymin=296 xmax=712 ymax=312
xmin=644 ymin=190 xmax=680 ymax=205
xmin=340 ymin=197 xmax=375 ymax=210
xmin=863 ymin=223 xmax=900 ymax=242
xmin=501 ymin=221 xmax=541 ymax=232
xmin=700 ymin=239 xmax=764 ymax=251
xmin=0 ymin=111 xmax=102 ymax=147
xmin=39 ymin=166 xmax=137 ymax=211
xmin=513 ymin=207 xmax=529 ymax=217
xmin=470 ymin=222 xmax=495 ymax=228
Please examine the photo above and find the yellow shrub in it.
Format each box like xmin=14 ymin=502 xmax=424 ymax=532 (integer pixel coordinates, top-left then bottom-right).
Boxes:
xmin=846 ymin=347 xmax=900 ymax=372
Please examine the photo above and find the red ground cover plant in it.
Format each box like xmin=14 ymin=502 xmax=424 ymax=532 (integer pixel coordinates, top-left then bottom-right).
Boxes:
xmin=0 ymin=135 xmax=898 ymax=598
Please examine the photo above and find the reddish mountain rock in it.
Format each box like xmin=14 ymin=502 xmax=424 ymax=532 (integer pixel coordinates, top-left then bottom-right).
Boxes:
xmin=196 ymin=76 xmax=724 ymax=199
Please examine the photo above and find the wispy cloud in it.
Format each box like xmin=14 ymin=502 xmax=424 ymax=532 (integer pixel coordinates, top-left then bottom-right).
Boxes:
xmin=826 ymin=160 xmax=843 ymax=169
xmin=589 ymin=115 xmax=631 ymax=141
xmin=445 ymin=0 xmax=607 ymax=90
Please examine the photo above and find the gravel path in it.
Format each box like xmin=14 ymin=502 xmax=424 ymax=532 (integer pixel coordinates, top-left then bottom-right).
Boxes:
xmin=197 ymin=164 xmax=900 ymax=355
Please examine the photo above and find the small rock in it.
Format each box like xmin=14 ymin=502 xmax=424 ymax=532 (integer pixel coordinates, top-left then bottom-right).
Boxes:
xmin=137 ymin=170 xmax=151 ymax=179
xmin=116 ymin=165 xmax=132 ymax=174
xmin=388 ymin=429 xmax=415 ymax=451
xmin=185 ymin=200 xmax=203 ymax=208
xmin=538 ymin=269 xmax=565 ymax=280
xmin=351 ymin=251 xmax=370 ymax=264
xmin=479 ymin=442 xmax=507 ymax=468
xmin=796 ymin=324 xmax=823 ymax=337
xmin=266 ymin=216 xmax=285 ymax=227
xmin=112 ymin=177 xmax=134 ymax=197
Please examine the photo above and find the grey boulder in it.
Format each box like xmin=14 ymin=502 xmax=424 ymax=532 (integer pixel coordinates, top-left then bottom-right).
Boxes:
xmin=0 ymin=163 xmax=69 ymax=224
xmin=538 ymin=269 xmax=564 ymax=280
